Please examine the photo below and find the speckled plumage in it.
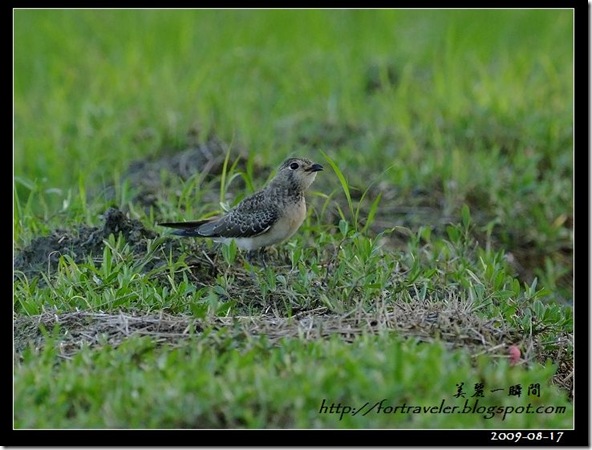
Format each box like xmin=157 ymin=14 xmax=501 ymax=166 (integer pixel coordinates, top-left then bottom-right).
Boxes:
xmin=159 ymin=157 xmax=323 ymax=252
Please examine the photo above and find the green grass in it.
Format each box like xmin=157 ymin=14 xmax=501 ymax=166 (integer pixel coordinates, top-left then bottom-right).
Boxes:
xmin=15 ymin=333 xmax=571 ymax=428
xmin=14 ymin=9 xmax=573 ymax=431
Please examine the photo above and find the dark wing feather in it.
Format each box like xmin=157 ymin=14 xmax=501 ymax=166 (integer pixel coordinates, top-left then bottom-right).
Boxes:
xmin=158 ymin=219 xmax=215 ymax=237
xmin=159 ymin=191 xmax=278 ymax=238
xmin=159 ymin=220 xmax=212 ymax=229
xmin=198 ymin=207 xmax=277 ymax=238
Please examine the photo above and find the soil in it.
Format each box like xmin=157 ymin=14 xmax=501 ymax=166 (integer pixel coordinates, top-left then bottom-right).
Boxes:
xmin=104 ymin=136 xmax=252 ymax=208
xmin=14 ymin=137 xmax=248 ymax=284
xmin=14 ymin=207 xmax=158 ymax=282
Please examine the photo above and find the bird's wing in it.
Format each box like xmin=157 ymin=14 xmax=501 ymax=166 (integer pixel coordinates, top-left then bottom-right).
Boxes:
xmin=159 ymin=191 xmax=278 ymax=238
xmin=198 ymin=203 xmax=278 ymax=238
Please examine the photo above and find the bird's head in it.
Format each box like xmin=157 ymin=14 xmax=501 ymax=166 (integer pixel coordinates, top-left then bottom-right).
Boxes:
xmin=272 ymin=157 xmax=324 ymax=192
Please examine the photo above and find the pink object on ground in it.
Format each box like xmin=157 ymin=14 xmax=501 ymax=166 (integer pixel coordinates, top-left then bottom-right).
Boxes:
xmin=508 ymin=345 xmax=521 ymax=365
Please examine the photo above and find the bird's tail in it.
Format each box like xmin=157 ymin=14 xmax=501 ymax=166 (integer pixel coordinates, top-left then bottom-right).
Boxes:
xmin=158 ymin=220 xmax=211 ymax=237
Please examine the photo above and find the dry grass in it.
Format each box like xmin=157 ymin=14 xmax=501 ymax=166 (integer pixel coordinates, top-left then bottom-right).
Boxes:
xmin=11 ymin=300 xmax=532 ymax=362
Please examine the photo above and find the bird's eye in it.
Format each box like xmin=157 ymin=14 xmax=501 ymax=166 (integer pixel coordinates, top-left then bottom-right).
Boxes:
xmin=289 ymin=162 xmax=299 ymax=170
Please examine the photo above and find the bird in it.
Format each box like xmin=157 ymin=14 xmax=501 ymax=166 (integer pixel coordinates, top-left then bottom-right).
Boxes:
xmin=159 ymin=157 xmax=324 ymax=262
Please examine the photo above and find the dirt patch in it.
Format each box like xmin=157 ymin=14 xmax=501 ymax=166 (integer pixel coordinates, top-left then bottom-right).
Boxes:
xmin=12 ymin=205 xmax=228 ymax=290
xmin=14 ymin=207 xmax=158 ymax=282
xmin=14 ymin=136 xmax=261 ymax=284
xmin=103 ymin=136 xmax=255 ymax=209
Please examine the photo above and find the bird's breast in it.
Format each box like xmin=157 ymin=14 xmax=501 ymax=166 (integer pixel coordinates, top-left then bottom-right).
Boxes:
xmin=282 ymin=196 xmax=307 ymax=233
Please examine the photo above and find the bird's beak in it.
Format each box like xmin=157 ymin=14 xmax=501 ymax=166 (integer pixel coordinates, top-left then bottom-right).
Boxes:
xmin=307 ymin=163 xmax=324 ymax=172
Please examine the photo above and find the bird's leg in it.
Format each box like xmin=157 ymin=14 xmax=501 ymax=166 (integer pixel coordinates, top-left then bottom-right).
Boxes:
xmin=245 ymin=248 xmax=267 ymax=267
xmin=246 ymin=250 xmax=256 ymax=264
xmin=258 ymin=247 xmax=268 ymax=268
xmin=244 ymin=250 xmax=257 ymax=281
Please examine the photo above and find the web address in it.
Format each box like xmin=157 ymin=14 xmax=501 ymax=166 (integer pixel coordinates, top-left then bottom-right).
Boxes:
xmin=318 ymin=398 xmax=567 ymax=421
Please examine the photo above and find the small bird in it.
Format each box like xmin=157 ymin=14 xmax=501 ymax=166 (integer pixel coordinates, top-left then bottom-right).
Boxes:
xmin=159 ymin=157 xmax=324 ymax=261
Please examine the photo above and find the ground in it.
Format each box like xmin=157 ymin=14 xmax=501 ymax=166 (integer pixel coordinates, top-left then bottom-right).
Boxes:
xmin=13 ymin=139 xmax=574 ymax=400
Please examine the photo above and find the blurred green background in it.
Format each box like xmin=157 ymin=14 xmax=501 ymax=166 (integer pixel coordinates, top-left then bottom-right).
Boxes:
xmin=14 ymin=9 xmax=572 ymax=187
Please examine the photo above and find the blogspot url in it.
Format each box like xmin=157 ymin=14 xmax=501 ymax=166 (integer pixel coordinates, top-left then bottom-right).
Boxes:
xmin=318 ymin=398 xmax=567 ymax=421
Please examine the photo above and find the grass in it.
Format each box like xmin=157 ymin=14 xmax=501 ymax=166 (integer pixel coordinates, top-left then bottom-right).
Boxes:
xmin=13 ymin=9 xmax=574 ymax=433
xmin=15 ymin=328 xmax=571 ymax=429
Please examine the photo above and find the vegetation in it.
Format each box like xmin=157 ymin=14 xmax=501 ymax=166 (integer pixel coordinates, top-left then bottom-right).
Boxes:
xmin=14 ymin=9 xmax=573 ymax=431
